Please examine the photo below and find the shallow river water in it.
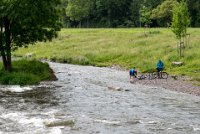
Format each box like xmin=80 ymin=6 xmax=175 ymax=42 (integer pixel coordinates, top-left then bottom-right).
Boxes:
xmin=0 ymin=62 xmax=200 ymax=134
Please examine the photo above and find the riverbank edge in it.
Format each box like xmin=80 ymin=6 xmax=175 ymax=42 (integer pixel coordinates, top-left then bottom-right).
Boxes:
xmin=108 ymin=65 xmax=200 ymax=96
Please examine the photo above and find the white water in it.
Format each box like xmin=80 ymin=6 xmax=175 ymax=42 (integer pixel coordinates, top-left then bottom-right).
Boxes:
xmin=0 ymin=85 xmax=32 ymax=92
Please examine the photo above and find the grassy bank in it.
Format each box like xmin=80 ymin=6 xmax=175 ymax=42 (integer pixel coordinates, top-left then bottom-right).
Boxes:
xmin=14 ymin=28 xmax=200 ymax=83
xmin=0 ymin=60 xmax=54 ymax=85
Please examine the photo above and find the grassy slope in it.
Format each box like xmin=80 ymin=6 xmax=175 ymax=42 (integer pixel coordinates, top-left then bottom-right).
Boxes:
xmin=14 ymin=28 xmax=200 ymax=82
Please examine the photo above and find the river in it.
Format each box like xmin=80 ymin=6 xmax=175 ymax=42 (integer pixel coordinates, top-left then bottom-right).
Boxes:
xmin=0 ymin=62 xmax=199 ymax=134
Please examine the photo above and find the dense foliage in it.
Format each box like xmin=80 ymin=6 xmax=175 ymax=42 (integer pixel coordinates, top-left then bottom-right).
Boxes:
xmin=0 ymin=0 xmax=61 ymax=71
xmin=62 ymin=0 xmax=200 ymax=28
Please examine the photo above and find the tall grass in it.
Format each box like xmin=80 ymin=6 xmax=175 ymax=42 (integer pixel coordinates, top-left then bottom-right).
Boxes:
xmin=0 ymin=60 xmax=52 ymax=85
xmin=14 ymin=28 xmax=200 ymax=82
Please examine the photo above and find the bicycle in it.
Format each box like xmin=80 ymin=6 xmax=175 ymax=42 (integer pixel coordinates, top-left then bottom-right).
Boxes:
xmin=137 ymin=73 xmax=152 ymax=80
xmin=132 ymin=70 xmax=168 ymax=81
xmin=149 ymin=71 xmax=168 ymax=79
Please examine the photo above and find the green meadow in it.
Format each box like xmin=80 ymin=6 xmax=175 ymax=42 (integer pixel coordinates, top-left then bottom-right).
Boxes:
xmin=14 ymin=28 xmax=200 ymax=83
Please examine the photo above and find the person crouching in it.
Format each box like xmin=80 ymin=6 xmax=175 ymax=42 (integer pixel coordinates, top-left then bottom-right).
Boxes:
xmin=129 ymin=68 xmax=137 ymax=80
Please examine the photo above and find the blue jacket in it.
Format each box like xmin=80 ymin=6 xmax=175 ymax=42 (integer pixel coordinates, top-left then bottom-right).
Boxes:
xmin=130 ymin=69 xmax=137 ymax=76
xmin=157 ymin=60 xmax=164 ymax=69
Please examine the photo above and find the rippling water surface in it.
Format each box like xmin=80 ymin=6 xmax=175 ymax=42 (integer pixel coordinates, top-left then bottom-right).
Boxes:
xmin=0 ymin=62 xmax=199 ymax=134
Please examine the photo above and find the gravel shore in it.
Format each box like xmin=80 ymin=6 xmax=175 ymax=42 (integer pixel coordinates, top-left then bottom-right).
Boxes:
xmin=135 ymin=75 xmax=200 ymax=96
xmin=109 ymin=65 xmax=200 ymax=96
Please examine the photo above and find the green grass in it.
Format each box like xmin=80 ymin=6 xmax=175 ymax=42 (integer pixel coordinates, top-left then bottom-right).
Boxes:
xmin=14 ymin=28 xmax=200 ymax=83
xmin=0 ymin=60 xmax=53 ymax=85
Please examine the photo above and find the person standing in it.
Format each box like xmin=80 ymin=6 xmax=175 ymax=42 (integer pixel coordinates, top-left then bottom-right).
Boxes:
xmin=156 ymin=60 xmax=164 ymax=78
xmin=156 ymin=59 xmax=164 ymax=72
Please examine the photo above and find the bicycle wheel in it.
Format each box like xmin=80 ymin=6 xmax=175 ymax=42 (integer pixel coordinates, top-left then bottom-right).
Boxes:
xmin=152 ymin=72 xmax=158 ymax=79
xmin=142 ymin=73 xmax=149 ymax=80
xmin=161 ymin=72 xmax=168 ymax=79
xmin=144 ymin=73 xmax=150 ymax=80
xmin=147 ymin=72 xmax=156 ymax=80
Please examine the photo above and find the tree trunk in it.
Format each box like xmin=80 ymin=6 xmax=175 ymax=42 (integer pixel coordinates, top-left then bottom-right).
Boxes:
xmin=4 ymin=18 xmax=12 ymax=72
xmin=0 ymin=18 xmax=8 ymax=70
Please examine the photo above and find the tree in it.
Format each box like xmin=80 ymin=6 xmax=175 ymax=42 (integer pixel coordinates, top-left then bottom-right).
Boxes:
xmin=151 ymin=0 xmax=178 ymax=27
xmin=171 ymin=0 xmax=190 ymax=57
xmin=140 ymin=4 xmax=151 ymax=36
xmin=140 ymin=5 xmax=151 ymax=27
xmin=143 ymin=0 xmax=164 ymax=9
xmin=95 ymin=0 xmax=132 ymax=27
xmin=186 ymin=0 xmax=200 ymax=27
xmin=130 ymin=0 xmax=143 ymax=27
xmin=66 ymin=0 xmax=91 ymax=22
xmin=0 ymin=0 xmax=61 ymax=72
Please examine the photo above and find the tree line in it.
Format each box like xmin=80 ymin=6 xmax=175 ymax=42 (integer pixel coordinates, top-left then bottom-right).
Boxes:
xmin=62 ymin=0 xmax=200 ymax=28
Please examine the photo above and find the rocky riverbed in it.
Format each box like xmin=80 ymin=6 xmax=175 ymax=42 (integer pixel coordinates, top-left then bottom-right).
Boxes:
xmin=132 ymin=75 xmax=200 ymax=96
xmin=0 ymin=62 xmax=199 ymax=134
